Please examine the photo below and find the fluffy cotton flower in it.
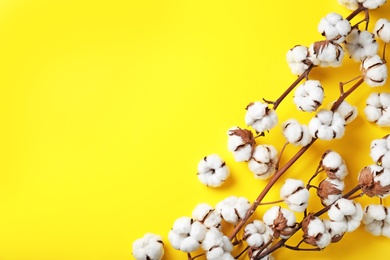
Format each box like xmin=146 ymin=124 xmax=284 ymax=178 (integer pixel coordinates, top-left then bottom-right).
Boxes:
xmin=317 ymin=178 xmax=345 ymax=206
xmin=338 ymin=0 xmax=359 ymax=9
xmin=323 ymin=219 xmax=348 ymax=242
xmin=197 ymin=154 xmax=230 ymax=187
xmin=243 ymin=220 xmax=273 ymax=248
xmin=248 ymin=144 xmax=278 ymax=179
xmin=280 ymin=178 xmax=310 ymax=212
xmin=227 ymin=127 xmax=255 ymax=162
xmin=302 ymin=214 xmax=332 ymax=249
xmin=363 ymin=204 xmax=390 ymax=237
xmin=370 ymin=135 xmax=390 ymax=168
xmin=132 ymin=233 xmax=164 ymax=260
xmin=286 ymin=45 xmax=312 ymax=75
xmin=321 ymin=150 xmax=348 ymax=180
xmin=245 ymin=102 xmax=278 ymax=133
xmin=281 ymin=119 xmax=312 ymax=146
xmin=309 ymin=40 xmax=344 ymax=67
xmin=318 ymin=13 xmax=351 ymax=44
xmin=293 ymin=80 xmax=324 ymax=112
xmin=216 ymin=196 xmax=251 ymax=225
xmin=360 ymin=0 xmax=387 ymax=9
xmin=374 ymin=18 xmax=390 ymax=43
xmin=330 ymin=100 xmax=358 ymax=124
xmin=361 ymin=55 xmax=388 ymax=87
xmin=309 ymin=109 xmax=346 ymax=140
xmin=345 ymin=29 xmax=378 ymax=61
xmin=358 ymin=165 xmax=390 ymax=198
xmin=168 ymin=217 xmax=207 ymax=253
xmin=263 ymin=206 xmax=296 ymax=239
xmin=202 ymin=227 xmax=233 ymax=260
xmin=192 ymin=203 xmax=222 ymax=229
xmin=328 ymin=198 xmax=363 ymax=232
xmin=365 ymin=92 xmax=390 ymax=126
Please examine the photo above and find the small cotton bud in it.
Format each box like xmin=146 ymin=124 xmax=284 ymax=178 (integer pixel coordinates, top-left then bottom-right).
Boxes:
xmin=321 ymin=150 xmax=348 ymax=180
xmin=323 ymin=219 xmax=348 ymax=243
xmin=328 ymin=198 xmax=363 ymax=232
xmin=216 ymin=196 xmax=251 ymax=225
xmin=370 ymin=135 xmax=390 ymax=168
xmin=365 ymin=92 xmax=390 ymax=126
xmin=293 ymin=80 xmax=324 ymax=112
xmin=318 ymin=13 xmax=351 ymax=44
xmin=361 ymin=55 xmax=388 ymax=87
xmin=317 ymin=178 xmax=345 ymax=206
xmin=280 ymin=178 xmax=310 ymax=212
xmin=282 ymin=119 xmax=312 ymax=146
xmin=197 ymin=154 xmax=230 ymax=187
xmin=302 ymin=214 xmax=332 ymax=249
xmin=309 ymin=109 xmax=346 ymax=140
xmin=192 ymin=203 xmax=222 ymax=229
xmin=337 ymin=0 xmax=359 ymax=10
xmin=132 ymin=233 xmax=164 ymax=260
xmin=363 ymin=204 xmax=390 ymax=237
xmin=345 ymin=29 xmax=378 ymax=61
xmin=248 ymin=144 xmax=278 ymax=180
xmin=309 ymin=40 xmax=344 ymax=67
xmin=243 ymin=220 xmax=273 ymax=248
xmin=263 ymin=206 xmax=296 ymax=239
xmin=374 ymin=18 xmax=390 ymax=43
xmin=286 ymin=45 xmax=312 ymax=76
xmin=358 ymin=165 xmax=390 ymax=198
xmin=245 ymin=102 xmax=278 ymax=133
xmin=227 ymin=127 xmax=255 ymax=162
xmin=330 ymin=100 xmax=358 ymax=124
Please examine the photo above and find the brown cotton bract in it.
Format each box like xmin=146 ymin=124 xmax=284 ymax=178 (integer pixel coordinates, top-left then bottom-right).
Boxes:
xmin=358 ymin=167 xmax=390 ymax=197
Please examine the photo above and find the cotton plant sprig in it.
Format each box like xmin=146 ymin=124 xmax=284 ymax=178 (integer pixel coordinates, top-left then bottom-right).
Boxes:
xmin=132 ymin=2 xmax=390 ymax=260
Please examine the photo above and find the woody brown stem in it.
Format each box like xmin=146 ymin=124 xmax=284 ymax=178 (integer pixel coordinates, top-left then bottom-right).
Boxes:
xmin=234 ymin=246 xmax=249 ymax=259
xmin=346 ymin=4 xmax=367 ymax=21
xmin=273 ymin=64 xmax=314 ymax=110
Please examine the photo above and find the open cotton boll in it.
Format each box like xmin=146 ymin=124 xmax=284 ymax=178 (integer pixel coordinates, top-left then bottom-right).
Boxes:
xmin=365 ymin=92 xmax=390 ymax=126
xmin=293 ymin=80 xmax=324 ymax=112
xmin=360 ymin=0 xmax=387 ymax=9
xmin=361 ymin=55 xmax=388 ymax=87
xmin=370 ymin=135 xmax=390 ymax=169
xmin=302 ymin=215 xmax=332 ymax=249
xmin=245 ymin=102 xmax=278 ymax=133
xmin=216 ymin=196 xmax=250 ymax=225
xmin=201 ymin=227 xmax=224 ymax=251
xmin=328 ymin=198 xmax=363 ymax=232
xmin=323 ymin=219 xmax=348 ymax=242
xmin=227 ymin=127 xmax=255 ymax=162
xmin=321 ymin=150 xmax=348 ymax=180
xmin=330 ymin=100 xmax=358 ymax=124
xmin=309 ymin=109 xmax=346 ymax=140
xmin=363 ymin=204 xmax=390 ymax=237
xmin=318 ymin=13 xmax=351 ymax=44
xmin=263 ymin=206 xmax=296 ymax=239
xmin=374 ymin=18 xmax=390 ymax=43
xmin=338 ymin=0 xmax=359 ymax=10
xmin=197 ymin=154 xmax=230 ymax=187
xmin=132 ymin=233 xmax=164 ymax=260
xmin=359 ymin=165 xmax=390 ymax=198
xmin=248 ymin=144 xmax=278 ymax=180
xmin=286 ymin=45 xmax=312 ymax=75
xmin=317 ymin=178 xmax=345 ymax=206
xmin=282 ymin=119 xmax=313 ymax=146
xmin=192 ymin=203 xmax=222 ymax=229
xmin=243 ymin=220 xmax=273 ymax=248
xmin=309 ymin=40 xmax=344 ymax=67
xmin=280 ymin=178 xmax=310 ymax=212
xmin=345 ymin=29 xmax=378 ymax=61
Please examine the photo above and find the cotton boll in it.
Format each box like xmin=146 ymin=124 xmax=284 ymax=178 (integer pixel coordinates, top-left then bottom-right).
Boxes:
xmin=282 ymin=119 xmax=313 ymax=146
xmin=245 ymin=102 xmax=278 ymax=133
xmin=321 ymin=150 xmax=349 ymax=180
xmin=302 ymin=215 xmax=331 ymax=248
xmin=323 ymin=219 xmax=347 ymax=242
xmin=370 ymin=135 xmax=390 ymax=168
xmin=280 ymin=178 xmax=310 ymax=212
xmin=227 ymin=127 xmax=255 ymax=162
xmin=365 ymin=92 xmax=390 ymax=126
xmin=248 ymin=144 xmax=278 ymax=179
xmin=309 ymin=40 xmax=344 ymax=67
xmin=216 ymin=196 xmax=250 ymax=225
xmin=192 ymin=203 xmax=222 ymax=229
xmin=374 ymin=18 xmax=390 ymax=43
xmin=263 ymin=206 xmax=296 ymax=239
xmin=317 ymin=178 xmax=345 ymax=206
xmin=331 ymin=100 xmax=358 ymax=124
xmin=201 ymin=227 xmax=224 ymax=251
xmin=132 ymin=233 xmax=164 ymax=260
xmin=359 ymin=165 xmax=390 ymax=198
xmin=361 ymin=55 xmax=388 ymax=87
xmin=338 ymin=0 xmax=359 ymax=10
xmin=309 ymin=110 xmax=346 ymax=140
xmin=345 ymin=29 xmax=379 ymax=61
xmin=286 ymin=45 xmax=312 ymax=75
xmin=318 ymin=13 xmax=351 ymax=43
xmin=360 ymin=0 xmax=387 ymax=9
xmin=197 ymin=154 xmax=230 ymax=187
xmin=294 ymin=80 xmax=324 ymax=112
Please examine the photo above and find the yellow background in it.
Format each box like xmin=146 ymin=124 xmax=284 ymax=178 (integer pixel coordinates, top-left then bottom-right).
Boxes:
xmin=0 ymin=0 xmax=389 ymax=259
